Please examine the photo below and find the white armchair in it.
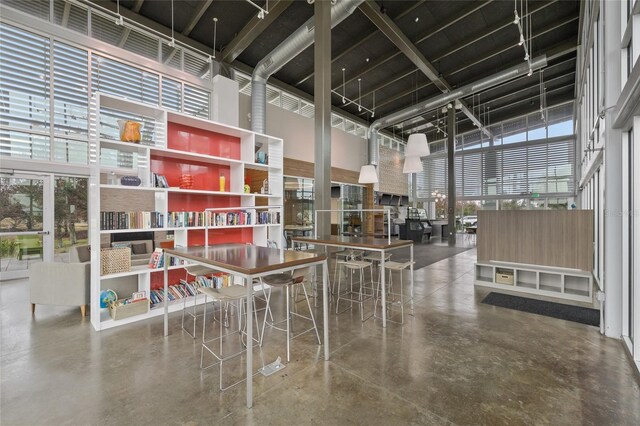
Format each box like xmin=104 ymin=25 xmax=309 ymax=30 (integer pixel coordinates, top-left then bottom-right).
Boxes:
xmin=29 ymin=247 xmax=90 ymax=317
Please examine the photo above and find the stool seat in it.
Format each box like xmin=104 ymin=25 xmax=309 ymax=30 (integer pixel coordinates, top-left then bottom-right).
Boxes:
xmin=184 ymin=265 xmax=215 ymax=276
xmin=261 ymin=273 xmax=294 ymax=286
xmin=363 ymin=252 xmax=391 ymax=262
xmin=384 ymin=261 xmax=414 ymax=270
xmin=335 ymin=249 xmax=363 ymax=259
xmin=199 ymin=285 xmax=246 ymax=301
xmin=341 ymin=260 xmax=372 ymax=270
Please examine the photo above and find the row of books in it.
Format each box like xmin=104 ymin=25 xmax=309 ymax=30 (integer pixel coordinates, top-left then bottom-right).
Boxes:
xmin=100 ymin=211 xmax=164 ymax=230
xmin=209 ymin=211 xmax=253 ymax=227
xmin=257 ymin=211 xmax=280 ymax=225
xmin=166 ymin=210 xmax=281 ymax=228
xmin=148 ymin=274 xmax=233 ymax=306
xmin=151 ymin=172 xmax=169 ymax=188
xmin=148 ymin=248 xmax=182 ymax=269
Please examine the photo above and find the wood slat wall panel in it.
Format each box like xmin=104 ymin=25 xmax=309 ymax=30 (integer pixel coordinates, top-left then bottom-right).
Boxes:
xmin=283 ymin=158 xmax=360 ymax=184
xmin=477 ymin=210 xmax=594 ymax=271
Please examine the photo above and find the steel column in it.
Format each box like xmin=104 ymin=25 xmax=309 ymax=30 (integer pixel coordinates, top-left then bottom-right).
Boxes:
xmin=447 ymin=105 xmax=456 ymax=246
xmin=314 ymin=0 xmax=332 ymax=237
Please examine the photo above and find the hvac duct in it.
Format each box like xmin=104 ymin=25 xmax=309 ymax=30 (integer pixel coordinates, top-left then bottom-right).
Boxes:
xmin=367 ymin=55 xmax=548 ymax=165
xmin=251 ymin=0 xmax=363 ymax=134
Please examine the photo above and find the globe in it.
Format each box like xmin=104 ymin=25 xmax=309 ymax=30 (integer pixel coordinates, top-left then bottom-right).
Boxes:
xmin=99 ymin=289 xmax=117 ymax=308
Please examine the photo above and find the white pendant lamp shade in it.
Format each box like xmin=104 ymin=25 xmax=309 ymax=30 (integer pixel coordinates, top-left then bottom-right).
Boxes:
xmin=403 ymin=156 xmax=423 ymax=174
xmin=405 ymin=133 xmax=430 ymax=157
xmin=358 ymin=165 xmax=378 ymax=184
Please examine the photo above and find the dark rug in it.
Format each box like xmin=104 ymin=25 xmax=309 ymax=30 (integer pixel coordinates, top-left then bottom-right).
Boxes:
xmin=481 ymin=292 xmax=600 ymax=327
xmin=395 ymin=244 xmax=471 ymax=270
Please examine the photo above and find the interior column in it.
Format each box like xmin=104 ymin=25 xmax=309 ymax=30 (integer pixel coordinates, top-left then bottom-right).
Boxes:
xmin=447 ymin=104 xmax=456 ymax=246
xmin=314 ymin=0 xmax=332 ymax=237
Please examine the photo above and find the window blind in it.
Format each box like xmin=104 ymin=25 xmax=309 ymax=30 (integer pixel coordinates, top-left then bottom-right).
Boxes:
xmin=0 ymin=24 xmax=51 ymax=160
xmin=183 ymin=84 xmax=209 ymax=118
xmin=416 ymin=139 xmax=575 ymax=200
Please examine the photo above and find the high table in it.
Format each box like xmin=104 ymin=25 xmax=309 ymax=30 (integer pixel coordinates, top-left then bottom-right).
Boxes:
xmin=162 ymin=244 xmax=329 ymax=408
xmin=289 ymin=235 xmax=414 ymax=328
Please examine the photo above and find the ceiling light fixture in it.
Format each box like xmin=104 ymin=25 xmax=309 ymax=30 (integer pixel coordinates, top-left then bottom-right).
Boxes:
xmin=405 ymin=133 xmax=430 ymax=157
xmin=358 ymin=78 xmax=362 ymax=112
xmin=358 ymin=165 xmax=378 ymax=184
xmin=403 ymin=156 xmax=423 ymax=174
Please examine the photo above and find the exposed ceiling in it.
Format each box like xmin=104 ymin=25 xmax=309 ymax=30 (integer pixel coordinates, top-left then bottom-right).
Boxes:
xmin=96 ymin=0 xmax=580 ymax=140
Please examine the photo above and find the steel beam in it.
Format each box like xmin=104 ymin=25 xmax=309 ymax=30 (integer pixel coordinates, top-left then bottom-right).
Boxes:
xmin=222 ymin=0 xmax=293 ymax=63
xmin=335 ymin=0 xmax=492 ymax=92
xmin=295 ymin=0 xmax=426 ymax=86
xmin=359 ymin=0 xmax=488 ymax=135
xmin=132 ymin=0 xmax=145 ymax=13
xmin=61 ymin=2 xmax=71 ymax=27
xmin=182 ymin=0 xmax=213 ymax=37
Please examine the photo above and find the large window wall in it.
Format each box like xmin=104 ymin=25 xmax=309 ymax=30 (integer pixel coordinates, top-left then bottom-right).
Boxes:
xmin=0 ymin=22 xmax=210 ymax=166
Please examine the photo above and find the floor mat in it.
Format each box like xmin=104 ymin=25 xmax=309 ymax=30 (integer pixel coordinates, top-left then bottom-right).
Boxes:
xmin=481 ymin=292 xmax=599 ymax=327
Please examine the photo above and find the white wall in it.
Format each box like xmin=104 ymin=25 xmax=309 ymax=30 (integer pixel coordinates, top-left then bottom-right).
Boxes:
xmin=239 ymin=93 xmax=367 ymax=173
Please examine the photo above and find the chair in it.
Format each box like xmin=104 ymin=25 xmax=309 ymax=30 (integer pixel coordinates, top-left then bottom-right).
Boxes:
xmin=199 ymin=285 xmax=261 ymax=391
xmin=29 ymin=251 xmax=90 ymax=317
xmin=181 ymin=265 xmax=216 ymax=338
xmin=259 ymin=267 xmax=321 ymax=362
xmin=335 ymin=259 xmax=375 ymax=322
xmin=374 ymin=261 xmax=414 ymax=324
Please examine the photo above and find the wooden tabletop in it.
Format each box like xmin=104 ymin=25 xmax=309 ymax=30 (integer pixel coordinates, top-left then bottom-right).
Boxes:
xmin=290 ymin=235 xmax=413 ymax=250
xmin=164 ymin=244 xmax=326 ymax=276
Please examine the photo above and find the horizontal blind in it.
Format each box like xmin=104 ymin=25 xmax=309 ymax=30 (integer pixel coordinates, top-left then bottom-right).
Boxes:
xmin=0 ymin=24 xmax=51 ymax=160
xmin=161 ymin=78 xmax=182 ymax=112
xmin=91 ymin=54 xmax=159 ymax=105
xmin=0 ymin=24 xmax=51 ymax=131
xmin=183 ymin=85 xmax=209 ymax=118
xmin=416 ymin=139 xmax=574 ymax=200
xmin=53 ymin=42 xmax=88 ymax=137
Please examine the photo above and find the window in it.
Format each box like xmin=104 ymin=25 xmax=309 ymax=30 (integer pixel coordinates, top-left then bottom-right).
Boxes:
xmin=0 ymin=24 xmax=51 ymax=160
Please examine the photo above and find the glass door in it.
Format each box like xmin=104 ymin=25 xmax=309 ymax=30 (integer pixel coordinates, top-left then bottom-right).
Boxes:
xmin=0 ymin=174 xmax=53 ymax=280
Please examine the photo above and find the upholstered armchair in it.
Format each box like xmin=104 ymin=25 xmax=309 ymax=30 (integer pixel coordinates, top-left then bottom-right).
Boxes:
xmin=29 ymin=246 xmax=90 ymax=317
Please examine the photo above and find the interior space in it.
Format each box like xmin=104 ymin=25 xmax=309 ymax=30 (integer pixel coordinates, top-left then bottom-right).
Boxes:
xmin=0 ymin=0 xmax=639 ymax=424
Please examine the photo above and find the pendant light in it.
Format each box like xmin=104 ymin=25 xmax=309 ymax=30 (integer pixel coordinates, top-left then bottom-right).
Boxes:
xmin=358 ymin=165 xmax=378 ymax=184
xmin=402 ymin=156 xmax=423 ymax=174
xmin=405 ymin=133 xmax=430 ymax=157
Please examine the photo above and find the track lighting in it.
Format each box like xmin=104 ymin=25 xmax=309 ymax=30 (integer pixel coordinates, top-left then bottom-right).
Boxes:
xmin=524 ymin=52 xmax=529 ymax=61
xmin=513 ymin=10 xmax=519 ymax=25
xmin=527 ymin=68 xmax=533 ymax=77
xmin=519 ymin=34 xmax=524 ymax=46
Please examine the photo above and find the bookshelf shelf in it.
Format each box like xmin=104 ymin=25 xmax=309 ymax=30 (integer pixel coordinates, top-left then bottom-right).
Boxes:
xmin=89 ymin=92 xmax=284 ymax=331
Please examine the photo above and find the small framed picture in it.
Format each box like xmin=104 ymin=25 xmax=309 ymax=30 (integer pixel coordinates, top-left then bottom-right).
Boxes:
xmin=132 ymin=291 xmax=146 ymax=301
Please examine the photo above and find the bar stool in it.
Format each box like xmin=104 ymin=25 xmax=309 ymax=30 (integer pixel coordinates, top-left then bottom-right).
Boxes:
xmin=259 ymin=267 xmax=321 ymax=362
xmin=199 ymin=285 xmax=261 ymax=391
xmin=332 ymin=249 xmax=364 ymax=296
xmin=181 ymin=265 xmax=216 ymax=338
xmin=374 ymin=260 xmax=414 ymax=324
xmin=335 ymin=260 xmax=375 ymax=322
xmin=363 ymin=252 xmax=392 ymax=283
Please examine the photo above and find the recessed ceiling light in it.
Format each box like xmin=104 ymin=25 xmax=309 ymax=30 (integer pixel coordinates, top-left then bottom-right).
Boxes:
xmin=366 ymin=58 xmax=369 ymax=62
xmin=415 ymin=17 xmax=419 ymax=23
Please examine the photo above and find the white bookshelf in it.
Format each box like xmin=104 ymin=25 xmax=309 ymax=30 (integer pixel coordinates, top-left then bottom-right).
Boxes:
xmin=89 ymin=93 xmax=284 ymax=331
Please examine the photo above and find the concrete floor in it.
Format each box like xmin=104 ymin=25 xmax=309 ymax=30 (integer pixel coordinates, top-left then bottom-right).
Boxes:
xmin=1 ymin=248 xmax=639 ymax=425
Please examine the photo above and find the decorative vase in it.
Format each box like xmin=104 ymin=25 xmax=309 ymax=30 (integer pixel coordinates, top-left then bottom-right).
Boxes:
xmin=117 ymin=119 xmax=142 ymax=143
